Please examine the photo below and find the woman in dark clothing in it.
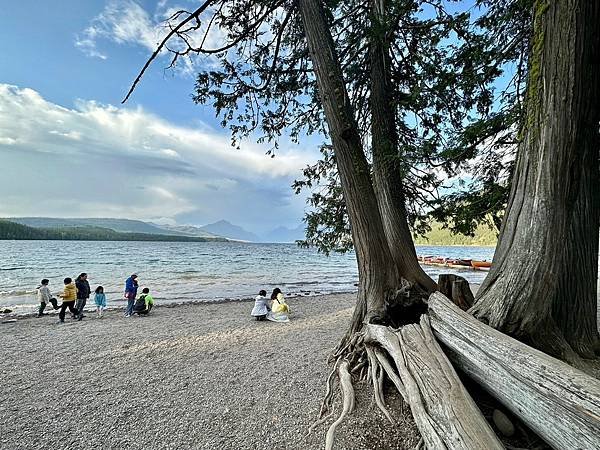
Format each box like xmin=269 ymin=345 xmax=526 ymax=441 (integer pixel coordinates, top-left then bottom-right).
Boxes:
xmin=75 ymin=273 xmax=90 ymax=321
xmin=124 ymin=274 xmax=138 ymax=317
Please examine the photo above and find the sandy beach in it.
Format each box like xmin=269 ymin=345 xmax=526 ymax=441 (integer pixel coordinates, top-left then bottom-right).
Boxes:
xmin=0 ymin=294 xmax=419 ymax=450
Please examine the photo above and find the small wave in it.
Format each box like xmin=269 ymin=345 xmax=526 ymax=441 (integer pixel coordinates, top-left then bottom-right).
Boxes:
xmin=0 ymin=289 xmax=34 ymax=296
xmin=0 ymin=267 xmax=28 ymax=271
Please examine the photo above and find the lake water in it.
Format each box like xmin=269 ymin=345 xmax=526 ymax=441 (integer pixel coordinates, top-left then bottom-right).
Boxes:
xmin=0 ymin=240 xmax=494 ymax=314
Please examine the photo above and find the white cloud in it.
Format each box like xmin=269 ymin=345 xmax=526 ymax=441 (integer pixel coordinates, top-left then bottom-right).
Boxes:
xmin=0 ymin=84 xmax=315 ymax=232
xmin=76 ymin=0 xmax=160 ymax=59
xmin=75 ymin=0 xmax=227 ymax=71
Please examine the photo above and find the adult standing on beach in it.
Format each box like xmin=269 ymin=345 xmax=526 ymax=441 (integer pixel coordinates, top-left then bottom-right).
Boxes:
xmin=124 ymin=274 xmax=138 ymax=317
xmin=75 ymin=273 xmax=90 ymax=321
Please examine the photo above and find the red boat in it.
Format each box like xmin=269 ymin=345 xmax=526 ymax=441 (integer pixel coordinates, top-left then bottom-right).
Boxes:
xmin=471 ymin=260 xmax=492 ymax=270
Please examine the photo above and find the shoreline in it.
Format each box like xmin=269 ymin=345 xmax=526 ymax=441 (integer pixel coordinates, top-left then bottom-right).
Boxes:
xmin=0 ymin=290 xmax=360 ymax=320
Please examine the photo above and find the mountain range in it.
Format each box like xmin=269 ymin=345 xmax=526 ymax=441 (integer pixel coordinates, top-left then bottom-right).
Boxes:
xmin=6 ymin=217 xmax=305 ymax=243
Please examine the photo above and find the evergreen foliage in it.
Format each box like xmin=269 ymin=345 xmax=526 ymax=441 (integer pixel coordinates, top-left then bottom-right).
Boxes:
xmin=0 ymin=220 xmax=226 ymax=242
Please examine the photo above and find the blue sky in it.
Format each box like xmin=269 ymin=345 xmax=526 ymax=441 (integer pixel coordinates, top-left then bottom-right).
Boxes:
xmin=0 ymin=0 xmax=319 ymax=235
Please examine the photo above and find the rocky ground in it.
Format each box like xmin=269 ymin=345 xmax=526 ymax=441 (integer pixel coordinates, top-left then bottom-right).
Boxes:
xmin=0 ymin=294 xmax=419 ymax=450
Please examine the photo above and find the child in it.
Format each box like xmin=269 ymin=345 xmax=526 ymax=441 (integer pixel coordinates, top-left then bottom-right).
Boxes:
xmin=251 ymin=289 xmax=270 ymax=321
xmin=58 ymin=277 xmax=78 ymax=323
xmin=94 ymin=286 xmax=107 ymax=318
xmin=133 ymin=288 xmax=154 ymax=315
xmin=37 ymin=279 xmax=60 ymax=317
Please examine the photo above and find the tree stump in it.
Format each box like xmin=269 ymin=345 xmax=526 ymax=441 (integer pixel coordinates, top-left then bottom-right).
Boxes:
xmin=437 ymin=274 xmax=474 ymax=311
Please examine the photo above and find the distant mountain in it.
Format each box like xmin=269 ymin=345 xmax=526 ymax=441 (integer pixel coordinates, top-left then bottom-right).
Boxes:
xmin=198 ymin=220 xmax=260 ymax=242
xmin=0 ymin=220 xmax=227 ymax=242
xmin=156 ymin=223 xmax=221 ymax=239
xmin=263 ymin=224 xmax=305 ymax=243
xmin=8 ymin=217 xmax=189 ymax=236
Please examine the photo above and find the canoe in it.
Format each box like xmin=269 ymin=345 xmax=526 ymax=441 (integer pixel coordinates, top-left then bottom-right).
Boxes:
xmin=471 ymin=260 xmax=492 ymax=269
xmin=447 ymin=260 xmax=472 ymax=269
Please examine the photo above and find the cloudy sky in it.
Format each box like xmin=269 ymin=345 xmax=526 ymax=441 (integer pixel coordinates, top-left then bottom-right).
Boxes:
xmin=0 ymin=0 xmax=320 ymax=235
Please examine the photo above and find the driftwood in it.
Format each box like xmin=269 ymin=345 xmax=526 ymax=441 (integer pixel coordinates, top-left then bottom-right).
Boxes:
xmin=365 ymin=318 xmax=503 ymax=450
xmin=437 ymin=274 xmax=474 ymax=310
xmin=428 ymin=292 xmax=600 ymax=450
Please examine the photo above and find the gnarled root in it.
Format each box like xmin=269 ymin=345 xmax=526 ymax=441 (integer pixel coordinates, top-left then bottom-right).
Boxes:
xmin=324 ymin=360 xmax=355 ymax=450
xmin=366 ymin=346 xmax=394 ymax=424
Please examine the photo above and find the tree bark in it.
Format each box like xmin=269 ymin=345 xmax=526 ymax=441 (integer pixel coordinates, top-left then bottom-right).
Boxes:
xmin=429 ymin=292 xmax=600 ymax=450
xmin=369 ymin=0 xmax=437 ymax=294
xmin=470 ymin=0 xmax=600 ymax=357
xmin=551 ymin=147 xmax=600 ymax=357
xmin=296 ymin=0 xmax=400 ymax=330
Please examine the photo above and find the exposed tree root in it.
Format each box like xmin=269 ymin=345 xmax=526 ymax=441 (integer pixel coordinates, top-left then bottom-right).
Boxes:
xmin=366 ymin=346 xmax=394 ymax=424
xmin=314 ymin=302 xmax=503 ymax=450
xmin=324 ymin=360 xmax=355 ymax=450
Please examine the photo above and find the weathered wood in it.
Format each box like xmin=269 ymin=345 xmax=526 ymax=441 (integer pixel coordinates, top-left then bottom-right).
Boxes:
xmin=437 ymin=274 xmax=474 ymax=310
xmin=366 ymin=319 xmax=503 ymax=450
xmin=429 ymin=292 xmax=600 ymax=450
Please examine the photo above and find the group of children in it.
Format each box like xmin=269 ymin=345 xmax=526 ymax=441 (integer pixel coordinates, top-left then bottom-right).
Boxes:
xmin=251 ymin=287 xmax=290 ymax=323
xmin=36 ymin=273 xmax=154 ymax=322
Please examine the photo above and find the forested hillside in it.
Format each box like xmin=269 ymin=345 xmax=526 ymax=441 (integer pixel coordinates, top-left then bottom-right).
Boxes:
xmin=0 ymin=220 xmax=227 ymax=242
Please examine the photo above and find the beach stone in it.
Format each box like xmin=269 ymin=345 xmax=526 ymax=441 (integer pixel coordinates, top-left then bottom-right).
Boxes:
xmin=493 ymin=409 xmax=515 ymax=437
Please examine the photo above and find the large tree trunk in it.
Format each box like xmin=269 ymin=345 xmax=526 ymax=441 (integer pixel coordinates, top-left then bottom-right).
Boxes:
xmin=369 ymin=0 xmax=437 ymax=294
xmin=470 ymin=0 xmax=600 ymax=358
xmin=430 ymin=293 xmax=600 ymax=450
xmin=297 ymin=0 xmax=401 ymax=332
xmin=551 ymin=150 xmax=600 ymax=357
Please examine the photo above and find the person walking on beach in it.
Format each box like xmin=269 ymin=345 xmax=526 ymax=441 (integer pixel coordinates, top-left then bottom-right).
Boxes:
xmin=251 ymin=289 xmax=270 ymax=321
xmin=75 ymin=273 xmax=90 ymax=321
xmin=133 ymin=287 xmax=154 ymax=315
xmin=124 ymin=274 xmax=138 ymax=317
xmin=94 ymin=286 xmax=107 ymax=318
xmin=37 ymin=279 xmax=60 ymax=317
xmin=58 ymin=277 xmax=78 ymax=323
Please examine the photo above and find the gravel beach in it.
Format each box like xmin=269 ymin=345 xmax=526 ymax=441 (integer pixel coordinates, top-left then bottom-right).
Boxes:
xmin=0 ymin=293 xmax=419 ymax=450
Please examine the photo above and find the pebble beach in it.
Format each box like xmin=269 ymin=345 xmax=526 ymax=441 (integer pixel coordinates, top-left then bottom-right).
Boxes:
xmin=0 ymin=293 xmax=419 ymax=450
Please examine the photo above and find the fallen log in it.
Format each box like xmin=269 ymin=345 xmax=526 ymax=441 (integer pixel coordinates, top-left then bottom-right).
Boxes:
xmin=428 ymin=292 xmax=600 ymax=450
xmin=366 ymin=318 xmax=503 ymax=450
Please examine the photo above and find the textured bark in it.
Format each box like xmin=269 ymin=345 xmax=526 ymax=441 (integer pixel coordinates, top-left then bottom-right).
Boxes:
xmin=551 ymin=149 xmax=600 ymax=357
xmin=366 ymin=320 xmax=503 ymax=450
xmin=369 ymin=0 xmax=437 ymax=294
xmin=297 ymin=0 xmax=399 ymax=330
xmin=471 ymin=0 xmax=600 ymax=356
xmin=430 ymin=293 xmax=600 ymax=450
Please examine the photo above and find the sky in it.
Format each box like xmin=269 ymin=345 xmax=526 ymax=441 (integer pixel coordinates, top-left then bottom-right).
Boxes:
xmin=0 ymin=0 xmax=321 ymax=235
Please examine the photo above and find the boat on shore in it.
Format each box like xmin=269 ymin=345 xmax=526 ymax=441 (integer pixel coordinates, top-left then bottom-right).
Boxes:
xmin=418 ymin=255 xmax=491 ymax=271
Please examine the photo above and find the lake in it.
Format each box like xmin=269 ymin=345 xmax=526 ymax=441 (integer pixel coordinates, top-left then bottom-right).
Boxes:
xmin=0 ymin=240 xmax=494 ymax=313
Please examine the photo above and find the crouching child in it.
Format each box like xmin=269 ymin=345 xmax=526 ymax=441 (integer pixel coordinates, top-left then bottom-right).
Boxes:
xmin=251 ymin=290 xmax=270 ymax=321
xmin=133 ymin=288 xmax=154 ymax=315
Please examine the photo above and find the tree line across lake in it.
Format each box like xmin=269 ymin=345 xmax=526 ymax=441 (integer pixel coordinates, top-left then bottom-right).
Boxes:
xmin=0 ymin=220 xmax=226 ymax=242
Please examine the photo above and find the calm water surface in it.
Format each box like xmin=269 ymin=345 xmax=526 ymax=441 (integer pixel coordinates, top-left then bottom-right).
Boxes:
xmin=0 ymin=240 xmax=494 ymax=313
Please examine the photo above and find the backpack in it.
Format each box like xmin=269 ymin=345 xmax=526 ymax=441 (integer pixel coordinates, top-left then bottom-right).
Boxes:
xmin=134 ymin=295 xmax=147 ymax=312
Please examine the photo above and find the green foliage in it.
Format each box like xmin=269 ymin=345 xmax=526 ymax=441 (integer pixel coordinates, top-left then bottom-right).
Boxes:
xmin=413 ymin=221 xmax=498 ymax=246
xmin=0 ymin=220 xmax=226 ymax=242
xmin=149 ymin=0 xmax=534 ymax=253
